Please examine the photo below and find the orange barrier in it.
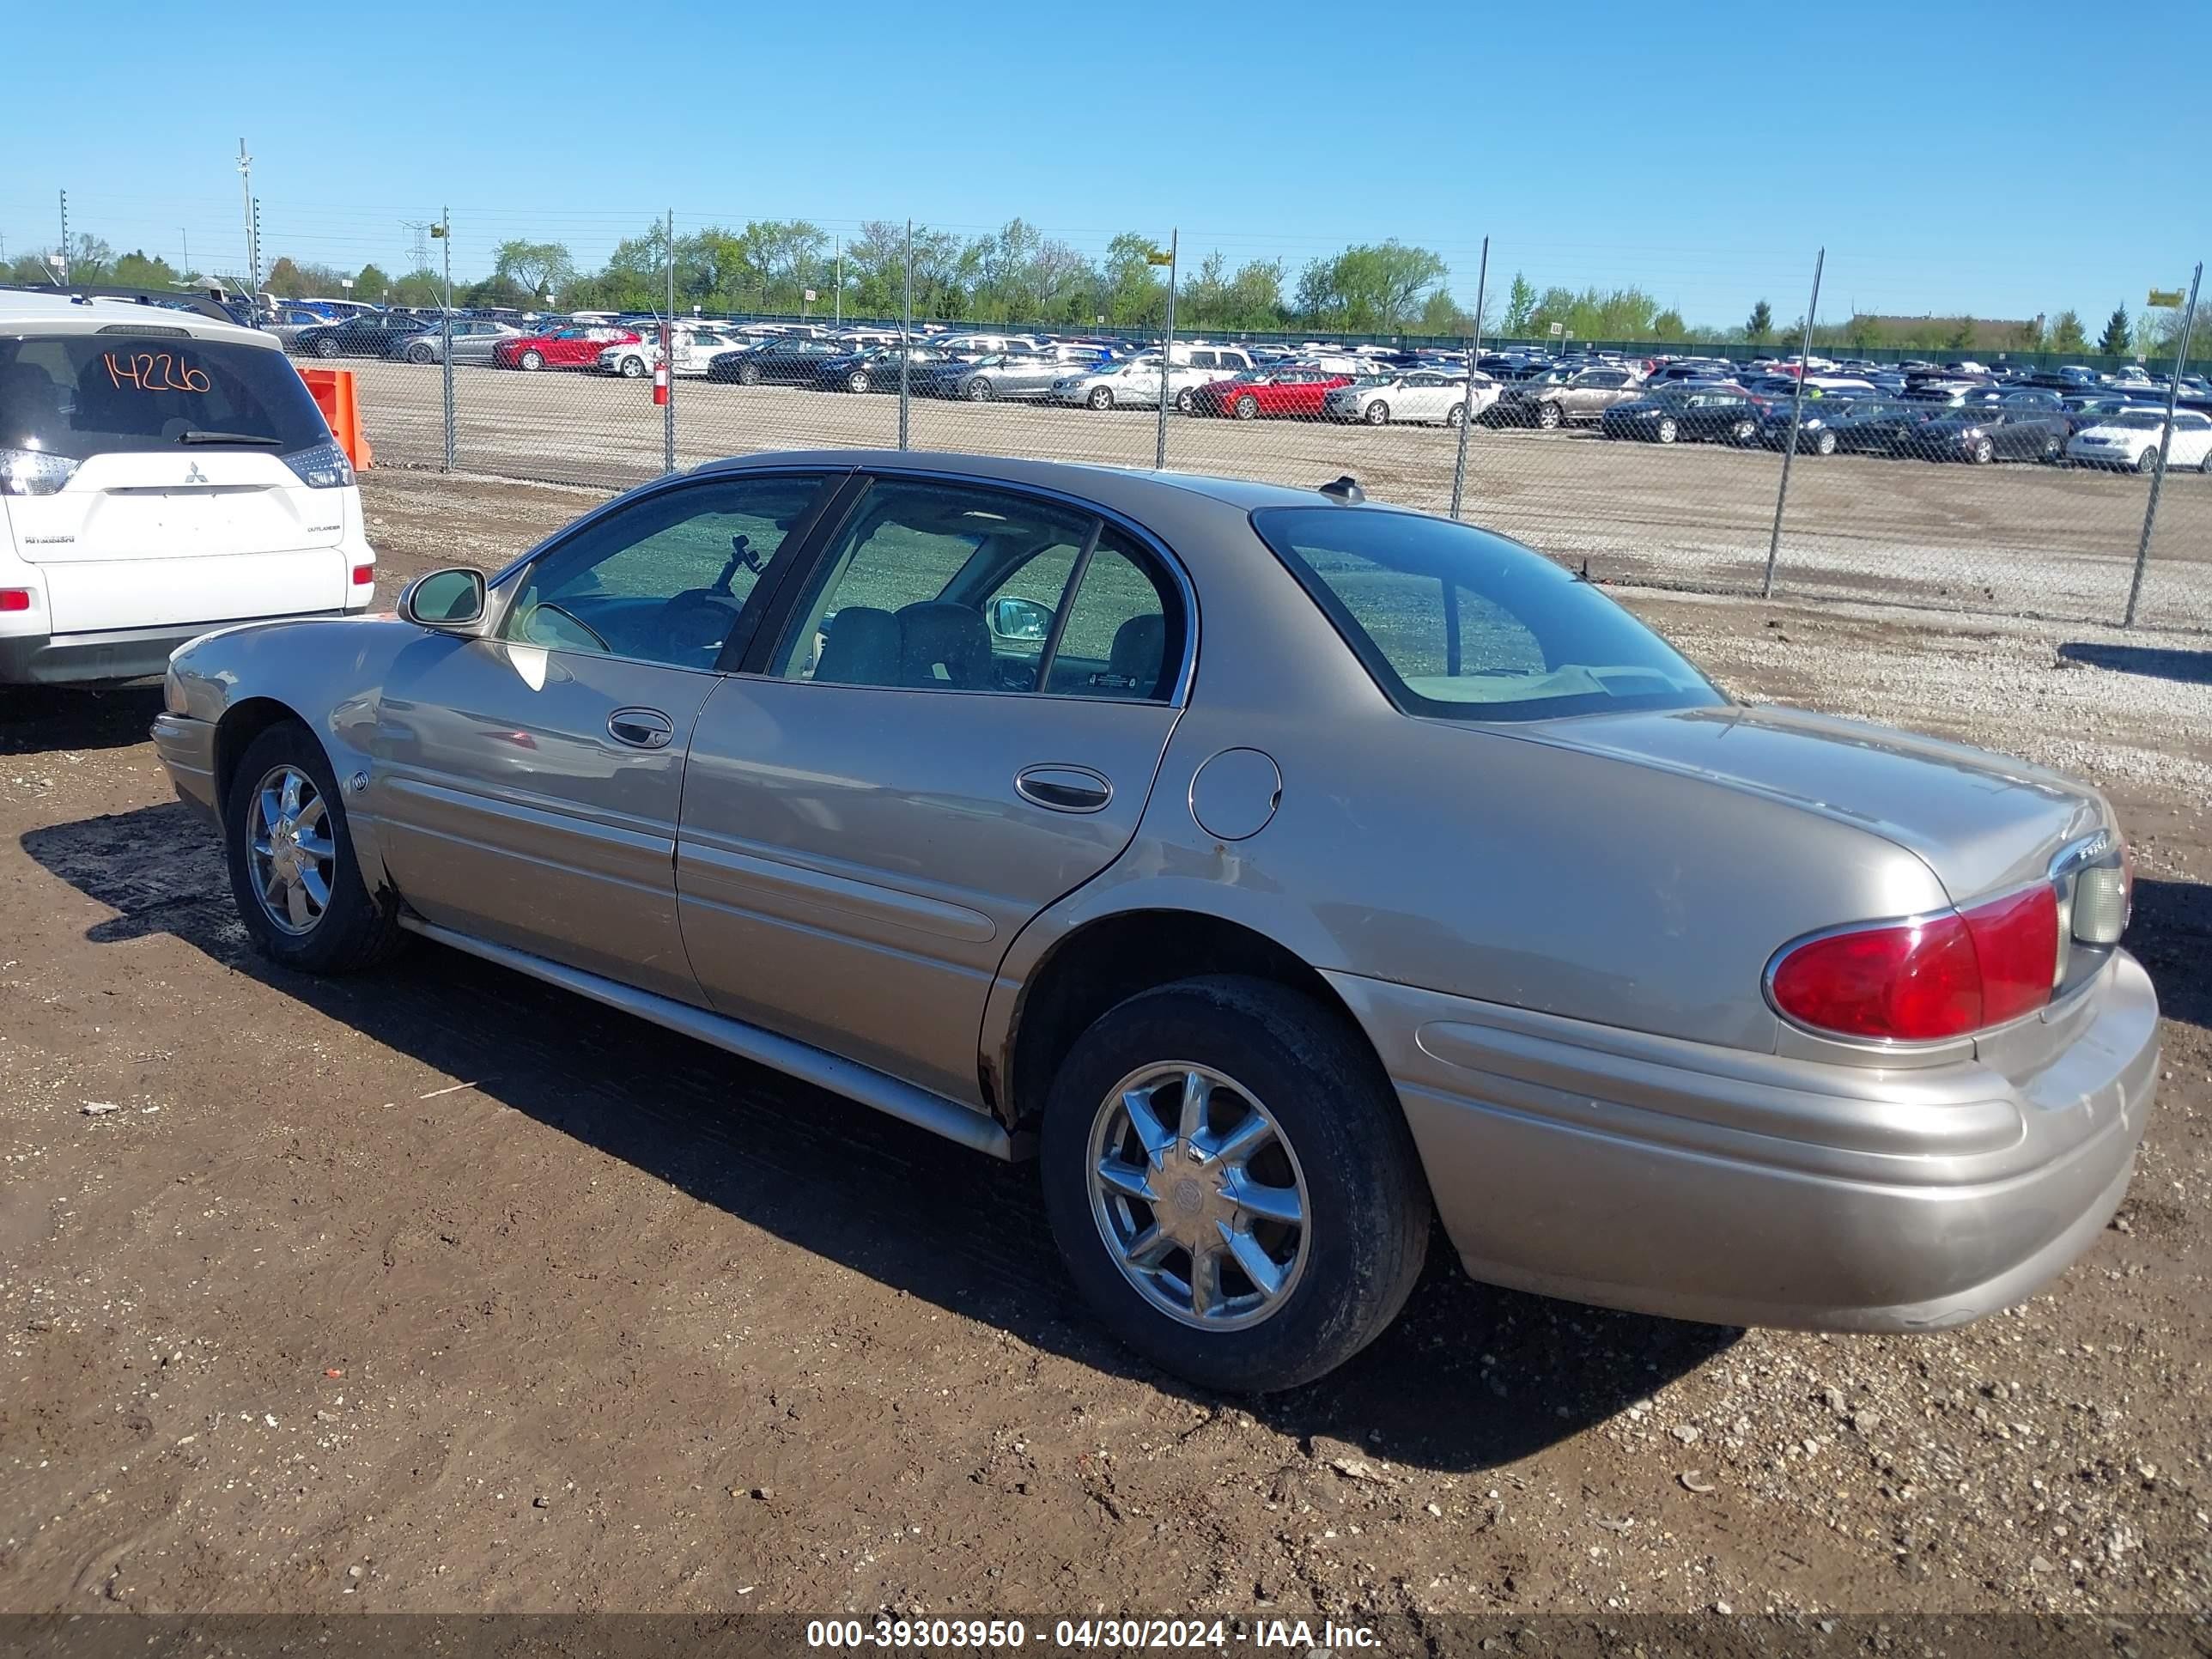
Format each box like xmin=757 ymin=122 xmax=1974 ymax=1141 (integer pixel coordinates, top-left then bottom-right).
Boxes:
xmin=294 ymin=367 xmax=374 ymax=471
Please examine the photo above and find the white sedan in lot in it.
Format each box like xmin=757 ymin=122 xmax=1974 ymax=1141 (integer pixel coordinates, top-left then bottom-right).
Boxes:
xmin=595 ymin=326 xmax=744 ymax=380
xmin=1049 ymin=357 xmax=1206 ymax=412
xmin=2065 ymin=407 xmax=2212 ymax=473
xmin=1322 ymin=368 xmax=1499 ymax=427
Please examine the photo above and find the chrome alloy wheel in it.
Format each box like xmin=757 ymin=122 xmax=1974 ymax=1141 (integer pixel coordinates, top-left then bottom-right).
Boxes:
xmin=1086 ymin=1062 xmax=1310 ymax=1330
xmin=246 ymin=763 xmax=335 ymax=935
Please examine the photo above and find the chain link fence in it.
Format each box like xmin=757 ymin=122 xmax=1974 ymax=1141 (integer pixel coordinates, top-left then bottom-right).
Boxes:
xmin=325 ymin=216 xmax=2209 ymax=635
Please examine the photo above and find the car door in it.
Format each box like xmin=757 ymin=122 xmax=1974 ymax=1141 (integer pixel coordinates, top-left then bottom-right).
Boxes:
xmin=365 ymin=471 xmax=842 ymax=1001
xmin=676 ymin=473 xmax=1189 ymax=1104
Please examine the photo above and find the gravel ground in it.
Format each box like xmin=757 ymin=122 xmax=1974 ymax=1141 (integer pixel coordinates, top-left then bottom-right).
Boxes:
xmin=0 ymin=469 xmax=2207 ymax=1626
xmin=347 ymin=359 xmax=2212 ymax=635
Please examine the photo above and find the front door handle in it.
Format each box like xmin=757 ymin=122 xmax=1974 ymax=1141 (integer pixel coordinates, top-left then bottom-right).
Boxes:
xmin=607 ymin=707 xmax=675 ymax=750
xmin=1015 ymin=764 xmax=1113 ymax=814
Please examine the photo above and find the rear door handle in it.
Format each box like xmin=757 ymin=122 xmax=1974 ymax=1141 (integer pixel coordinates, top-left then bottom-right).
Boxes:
xmin=608 ymin=707 xmax=675 ymax=750
xmin=1014 ymin=764 xmax=1113 ymax=814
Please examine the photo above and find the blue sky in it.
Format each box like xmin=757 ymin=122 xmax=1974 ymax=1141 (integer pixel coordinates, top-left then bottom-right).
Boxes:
xmin=5 ymin=0 xmax=2203 ymax=331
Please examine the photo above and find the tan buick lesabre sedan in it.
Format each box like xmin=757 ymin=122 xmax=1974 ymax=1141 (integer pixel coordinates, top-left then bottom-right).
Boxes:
xmin=152 ymin=452 xmax=2158 ymax=1392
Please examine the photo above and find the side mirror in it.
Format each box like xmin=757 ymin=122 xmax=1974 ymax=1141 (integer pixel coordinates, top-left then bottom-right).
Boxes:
xmin=988 ymin=596 xmax=1053 ymax=644
xmin=399 ymin=567 xmax=488 ymax=630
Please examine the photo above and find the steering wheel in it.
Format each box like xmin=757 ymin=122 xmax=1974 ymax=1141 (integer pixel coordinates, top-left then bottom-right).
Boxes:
xmin=654 ymin=589 xmax=742 ymax=662
xmin=527 ymin=602 xmax=610 ymax=653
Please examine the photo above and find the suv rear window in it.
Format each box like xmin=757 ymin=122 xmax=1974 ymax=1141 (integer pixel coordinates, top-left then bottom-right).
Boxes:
xmin=0 ymin=333 xmax=331 ymax=461
xmin=1251 ymin=507 xmax=1723 ymax=722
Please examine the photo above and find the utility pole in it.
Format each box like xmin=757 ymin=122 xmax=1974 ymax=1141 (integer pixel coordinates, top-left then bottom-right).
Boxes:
xmin=433 ymin=210 xmax=455 ymax=471
xmin=835 ymin=235 xmax=842 ymax=326
xmin=58 ymin=190 xmax=70 ymax=283
xmin=237 ymin=140 xmax=256 ymax=289
xmin=180 ymin=228 xmax=190 ymax=276
xmin=1153 ymin=229 xmax=1178 ymax=471
xmin=252 ymin=198 xmax=264 ymax=296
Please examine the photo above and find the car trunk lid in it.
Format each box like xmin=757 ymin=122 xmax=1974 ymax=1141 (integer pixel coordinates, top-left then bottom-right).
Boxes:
xmin=1516 ymin=702 xmax=2107 ymax=904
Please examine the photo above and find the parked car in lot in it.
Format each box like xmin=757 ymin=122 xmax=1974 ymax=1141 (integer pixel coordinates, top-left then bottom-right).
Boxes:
xmin=1754 ymin=393 xmax=1880 ymax=453
xmin=149 ymin=450 xmax=2157 ymax=1393
xmin=493 ymin=326 xmax=639 ymax=371
xmin=706 ymin=337 xmax=851 ymax=386
xmin=0 ymin=289 xmax=375 ymax=685
xmin=2066 ymin=407 xmax=2212 ymax=472
xmin=1902 ymin=390 xmax=2069 ymax=464
xmin=1599 ymin=386 xmax=1764 ymax=444
xmin=1187 ymin=368 xmax=1354 ymax=420
xmin=594 ymin=325 xmax=744 ymax=379
xmin=815 ymin=343 xmax=950 ymax=392
xmin=396 ymin=319 xmax=529 ymax=366
xmin=1494 ymin=366 xmax=1646 ymax=429
xmin=908 ymin=351 xmax=1071 ymax=402
xmin=291 ymin=310 xmax=435 ymax=360
xmin=1322 ymin=368 xmax=1498 ymax=426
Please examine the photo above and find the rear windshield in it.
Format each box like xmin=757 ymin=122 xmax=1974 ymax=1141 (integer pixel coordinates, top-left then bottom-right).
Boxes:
xmin=0 ymin=332 xmax=331 ymax=461
xmin=1252 ymin=507 xmax=1724 ymax=722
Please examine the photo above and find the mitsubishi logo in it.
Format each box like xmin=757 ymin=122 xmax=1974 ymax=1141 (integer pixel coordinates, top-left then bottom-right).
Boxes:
xmin=185 ymin=462 xmax=207 ymax=484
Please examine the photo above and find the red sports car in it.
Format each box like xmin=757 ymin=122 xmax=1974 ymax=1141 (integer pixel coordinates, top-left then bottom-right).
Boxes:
xmin=1188 ymin=368 xmax=1354 ymax=420
xmin=493 ymin=325 xmax=639 ymax=371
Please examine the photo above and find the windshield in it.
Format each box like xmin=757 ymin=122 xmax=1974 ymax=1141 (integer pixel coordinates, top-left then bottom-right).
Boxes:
xmin=2106 ymin=410 xmax=2172 ymax=429
xmin=0 ymin=332 xmax=331 ymax=461
xmin=1251 ymin=507 xmax=1724 ymax=723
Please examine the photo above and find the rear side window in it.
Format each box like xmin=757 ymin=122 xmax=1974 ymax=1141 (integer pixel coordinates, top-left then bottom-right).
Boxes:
xmin=0 ymin=333 xmax=331 ymax=462
xmin=1252 ymin=506 xmax=1723 ymax=723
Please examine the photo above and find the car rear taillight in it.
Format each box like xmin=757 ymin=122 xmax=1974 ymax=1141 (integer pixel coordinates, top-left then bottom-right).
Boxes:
xmin=1768 ymin=884 xmax=2060 ymax=1042
xmin=283 ymin=441 xmax=355 ymax=489
xmin=0 ymin=589 xmax=31 ymax=612
xmin=351 ymin=564 xmax=375 ymax=586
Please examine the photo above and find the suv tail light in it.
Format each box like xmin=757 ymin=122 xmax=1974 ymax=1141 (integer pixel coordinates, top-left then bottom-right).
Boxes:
xmin=1768 ymin=884 xmax=2060 ymax=1042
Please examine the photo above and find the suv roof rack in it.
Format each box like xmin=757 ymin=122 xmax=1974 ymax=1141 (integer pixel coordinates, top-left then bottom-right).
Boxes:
xmin=0 ymin=283 xmax=244 ymax=324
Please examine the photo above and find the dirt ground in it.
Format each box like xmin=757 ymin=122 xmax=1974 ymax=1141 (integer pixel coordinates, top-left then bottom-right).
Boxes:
xmin=2 ymin=469 xmax=2209 ymax=1626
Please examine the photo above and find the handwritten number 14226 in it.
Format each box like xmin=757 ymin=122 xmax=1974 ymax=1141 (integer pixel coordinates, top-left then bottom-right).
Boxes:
xmin=103 ymin=352 xmax=212 ymax=394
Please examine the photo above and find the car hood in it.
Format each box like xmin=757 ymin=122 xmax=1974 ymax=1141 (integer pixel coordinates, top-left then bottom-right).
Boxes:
xmin=1506 ymin=702 xmax=2106 ymax=903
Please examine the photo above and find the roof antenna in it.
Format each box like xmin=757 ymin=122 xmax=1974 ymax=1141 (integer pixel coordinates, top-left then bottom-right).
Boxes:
xmin=1318 ymin=474 xmax=1364 ymax=505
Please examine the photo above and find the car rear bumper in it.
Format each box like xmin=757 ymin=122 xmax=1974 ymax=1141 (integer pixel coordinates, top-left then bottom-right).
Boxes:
xmin=0 ymin=610 xmax=364 ymax=688
xmin=1326 ymin=956 xmax=2158 ymax=1333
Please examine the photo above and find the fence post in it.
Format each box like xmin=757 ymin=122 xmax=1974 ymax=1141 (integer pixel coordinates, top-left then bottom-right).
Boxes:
xmin=2124 ymin=258 xmax=2203 ymax=629
xmin=663 ymin=209 xmax=678 ymax=474
xmin=1449 ymin=235 xmax=1490 ymax=520
xmin=1154 ymin=229 xmax=1178 ymax=471
xmin=1762 ymin=246 xmax=1825 ymax=599
xmin=439 ymin=206 xmax=454 ymax=472
xmin=899 ymin=219 xmax=913 ymax=452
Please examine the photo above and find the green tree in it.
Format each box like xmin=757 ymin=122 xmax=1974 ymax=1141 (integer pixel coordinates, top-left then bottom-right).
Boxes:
xmin=1745 ymin=299 xmax=1773 ymax=344
xmin=1100 ymin=233 xmax=1167 ymax=327
xmin=1945 ymin=315 xmax=1976 ymax=351
xmin=1292 ymin=241 xmax=1447 ymax=331
xmin=1419 ymin=288 xmax=1465 ymax=334
xmin=491 ymin=240 xmax=575 ymax=302
xmin=111 ymin=249 xmax=180 ymax=289
xmin=388 ymin=269 xmax=445 ymax=308
xmin=1651 ymin=308 xmax=1687 ymax=341
xmin=353 ymin=264 xmax=389 ymax=303
xmin=1502 ymin=271 xmax=1537 ymax=335
xmin=1844 ymin=313 xmax=1883 ymax=350
xmin=2098 ymin=304 xmax=2130 ymax=356
xmin=2048 ymin=310 xmax=2088 ymax=354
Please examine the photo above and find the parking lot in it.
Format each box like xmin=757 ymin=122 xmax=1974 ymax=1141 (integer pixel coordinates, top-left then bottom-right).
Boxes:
xmin=346 ymin=360 xmax=2212 ymax=633
xmin=3 ymin=467 xmax=2209 ymax=1622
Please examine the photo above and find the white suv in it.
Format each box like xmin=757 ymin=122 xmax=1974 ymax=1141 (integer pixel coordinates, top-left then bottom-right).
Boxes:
xmin=0 ymin=290 xmax=376 ymax=686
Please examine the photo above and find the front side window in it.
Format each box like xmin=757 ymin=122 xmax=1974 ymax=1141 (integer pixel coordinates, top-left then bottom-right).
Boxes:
xmin=500 ymin=474 xmax=829 ymax=670
xmin=1252 ymin=506 xmax=1723 ymax=723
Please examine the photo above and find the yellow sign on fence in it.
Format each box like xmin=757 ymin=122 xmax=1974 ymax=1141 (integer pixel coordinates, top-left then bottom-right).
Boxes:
xmin=2147 ymin=288 xmax=2185 ymax=307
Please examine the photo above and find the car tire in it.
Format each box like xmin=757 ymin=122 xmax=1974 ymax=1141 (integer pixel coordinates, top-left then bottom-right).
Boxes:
xmin=1971 ymin=437 xmax=1996 ymax=465
xmin=620 ymin=356 xmax=647 ymax=379
xmin=1813 ymin=428 xmax=1838 ymax=456
xmin=849 ymin=370 xmax=872 ymax=393
xmin=1088 ymin=386 xmax=1115 ymax=410
xmin=1730 ymin=417 xmax=1757 ymax=443
xmin=1445 ymin=403 xmax=1467 ymax=428
xmin=967 ymin=378 xmax=994 ymax=401
xmin=1535 ymin=400 xmax=1563 ymax=430
xmin=1656 ymin=416 xmax=1679 ymax=444
xmin=1234 ymin=394 xmax=1260 ymax=421
xmin=2133 ymin=447 xmax=2162 ymax=474
xmin=1176 ymin=388 xmax=1197 ymax=413
xmin=1038 ymin=975 xmax=1431 ymax=1394
xmin=224 ymin=721 xmax=405 ymax=976
xmin=2199 ymin=450 xmax=2212 ymax=474
xmin=314 ymin=336 xmax=340 ymax=359
xmin=520 ymin=349 xmax=544 ymax=372
xmin=738 ymin=362 xmax=763 ymax=386
xmin=1364 ymin=400 xmax=1390 ymax=426
xmin=405 ymin=342 xmax=436 ymax=365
